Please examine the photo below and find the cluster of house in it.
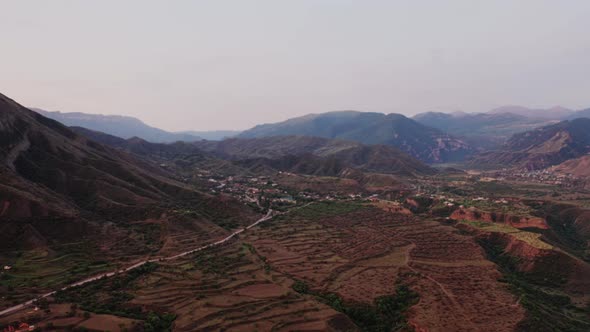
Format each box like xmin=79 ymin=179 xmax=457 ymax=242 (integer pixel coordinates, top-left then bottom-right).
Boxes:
xmin=442 ymin=198 xmax=456 ymax=207
xmin=367 ymin=194 xmax=380 ymax=202
xmin=488 ymin=169 xmax=579 ymax=187
xmin=203 ymin=175 xmax=300 ymax=206
xmin=413 ymin=190 xmax=514 ymax=209
xmin=196 ymin=169 xmax=386 ymax=208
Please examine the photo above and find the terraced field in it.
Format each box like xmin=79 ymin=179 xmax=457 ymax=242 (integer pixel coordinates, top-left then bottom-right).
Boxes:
xmin=0 ymin=244 xmax=111 ymax=308
xmin=459 ymin=220 xmax=553 ymax=249
xmin=131 ymin=238 xmax=354 ymax=331
xmin=156 ymin=214 xmax=231 ymax=256
xmin=2 ymin=201 xmax=535 ymax=331
xmin=245 ymin=202 xmax=526 ymax=331
xmin=0 ymin=211 xmax=250 ymax=312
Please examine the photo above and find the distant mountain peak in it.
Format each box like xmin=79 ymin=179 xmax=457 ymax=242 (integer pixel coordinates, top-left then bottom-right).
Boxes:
xmin=32 ymin=108 xmax=202 ymax=143
xmin=238 ymin=111 xmax=473 ymax=163
xmin=488 ymin=105 xmax=573 ymax=120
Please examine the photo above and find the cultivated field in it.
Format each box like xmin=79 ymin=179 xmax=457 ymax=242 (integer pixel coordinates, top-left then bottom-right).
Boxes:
xmin=244 ymin=202 xmax=525 ymax=331
xmin=7 ymin=199 xmax=589 ymax=331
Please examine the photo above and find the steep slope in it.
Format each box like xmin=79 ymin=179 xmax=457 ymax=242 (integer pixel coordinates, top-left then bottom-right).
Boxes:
xmin=32 ymin=108 xmax=202 ymax=143
xmin=549 ymin=155 xmax=590 ymax=177
xmin=2 ymin=104 xmax=190 ymax=219
xmin=0 ymin=92 xmax=261 ymax=309
xmin=0 ymin=92 xmax=258 ymax=250
xmin=238 ymin=111 xmax=472 ymax=163
xmin=470 ymin=118 xmax=590 ymax=170
xmin=193 ymin=136 xmax=436 ymax=177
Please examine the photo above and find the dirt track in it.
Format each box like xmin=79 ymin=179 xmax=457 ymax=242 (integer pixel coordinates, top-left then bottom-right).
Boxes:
xmin=0 ymin=210 xmax=273 ymax=318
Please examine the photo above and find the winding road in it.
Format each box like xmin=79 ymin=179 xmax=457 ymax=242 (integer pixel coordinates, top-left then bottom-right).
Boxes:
xmin=0 ymin=209 xmax=274 ymax=318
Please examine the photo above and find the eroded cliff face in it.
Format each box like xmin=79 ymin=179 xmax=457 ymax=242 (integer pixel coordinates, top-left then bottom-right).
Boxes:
xmin=450 ymin=207 xmax=549 ymax=229
xmin=475 ymin=230 xmax=590 ymax=297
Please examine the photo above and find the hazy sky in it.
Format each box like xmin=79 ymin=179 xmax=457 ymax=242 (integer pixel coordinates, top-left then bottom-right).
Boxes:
xmin=1 ymin=1 xmax=589 ymax=131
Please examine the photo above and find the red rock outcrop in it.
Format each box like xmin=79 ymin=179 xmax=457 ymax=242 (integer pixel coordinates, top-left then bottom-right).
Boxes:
xmin=451 ymin=207 xmax=548 ymax=229
xmin=476 ymin=230 xmax=590 ymax=296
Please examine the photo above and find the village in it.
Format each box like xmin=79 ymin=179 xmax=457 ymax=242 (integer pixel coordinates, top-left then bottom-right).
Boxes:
xmin=482 ymin=168 xmax=582 ymax=188
xmin=192 ymin=170 xmax=374 ymax=210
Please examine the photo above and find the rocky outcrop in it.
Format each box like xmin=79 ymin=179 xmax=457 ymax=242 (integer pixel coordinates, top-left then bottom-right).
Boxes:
xmin=476 ymin=231 xmax=590 ymax=295
xmin=450 ymin=207 xmax=548 ymax=229
xmin=469 ymin=118 xmax=590 ymax=170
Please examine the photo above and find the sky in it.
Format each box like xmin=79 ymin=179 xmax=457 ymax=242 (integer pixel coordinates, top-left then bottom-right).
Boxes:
xmin=1 ymin=1 xmax=589 ymax=131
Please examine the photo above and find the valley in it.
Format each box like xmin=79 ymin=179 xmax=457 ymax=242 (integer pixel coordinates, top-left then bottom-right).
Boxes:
xmin=1 ymin=93 xmax=590 ymax=331
xmin=3 ymin=3 xmax=590 ymax=331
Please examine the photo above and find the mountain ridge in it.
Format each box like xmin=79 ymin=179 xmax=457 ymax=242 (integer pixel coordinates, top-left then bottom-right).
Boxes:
xmin=33 ymin=108 xmax=203 ymax=143
xmin=470 ymin=118 xmax=590 ymax=170
xmin=238 ymin=111 xmax=472 ymax=163
xmin=412 ymin=111 xmax=558 ymax=149
xmin=0 ymin=92 xmax=258 ymax=251
xmin=70 ymin=127 xmax=435 ymax=178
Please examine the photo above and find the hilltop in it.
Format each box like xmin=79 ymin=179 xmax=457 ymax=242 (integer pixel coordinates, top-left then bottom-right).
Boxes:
xmin=238 ymin=111 xmax=472 ymax=163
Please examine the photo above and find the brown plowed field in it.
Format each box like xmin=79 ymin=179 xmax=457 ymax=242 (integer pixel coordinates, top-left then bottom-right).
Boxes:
xmin=244 ymin=204 xmax=526 ymax=331
xmin=3 ymin=202 xmax=531 ymax=331
xmin=130 ymin=238 xmax=355 ymax=331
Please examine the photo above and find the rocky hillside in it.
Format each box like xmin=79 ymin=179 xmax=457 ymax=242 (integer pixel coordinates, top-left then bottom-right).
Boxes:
xmin=72 ymin=127 xmax=435 ymax=177
xmin=549 ymin=155 xmax=590 ymax=178
xmin=193 ymin=136 xmax=436 ymax=177
xmin=238 ymin=111 xmax=472 ymax=163
xmin=413 ymin=111 xmax=556 ymax=149
xmin=0 ymin=93 xmax=258 ymax=251
xmin=470 ymin=118 xmax=590 ymax=170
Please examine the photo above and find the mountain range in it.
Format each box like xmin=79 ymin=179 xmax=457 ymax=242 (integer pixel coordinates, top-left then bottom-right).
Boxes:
xmin=32 ymin=109 xmax=206 ymax=143
xmin=567 ymin=108 xmax=590 ymax=121
xmin=193 ymin=136 xmax=435 ymax=177
xmin=72 ymin=127 xmax=435 ymax=178
xmin=3 ymin=91 xmax=590 ymax=330
xmin=470 ymin=118 xmax=590 ymax=170
xmin=411 ymin=105 xmax=590 ymax=149
xmin=0 ymin=93 xmax=256 ymax=253
xmin=35 ymin=109 xmax=242 ymax=141
xmin=32 ymin=105 xmax=590 ymax=168
xmin=487 ymin=105 xmax=574 ymax=119
xmin=412 ymin=111 xmax=557 ymax=149
xmin=238 ymin=111 xmax=472 ymax=163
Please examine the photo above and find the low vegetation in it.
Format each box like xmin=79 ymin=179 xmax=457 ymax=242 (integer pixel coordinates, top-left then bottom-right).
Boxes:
xmin=0 ymin=243 xmax=111 ymax=307
xmin=290 ymin=201 xmax=368 ymax=219
xmin=54 ymin=262 xmax=176 ymax=331
xmin=478 ymin=240 xmax=590 ymax=332
xmin=292 ymin=280 xmax=419 ymax=332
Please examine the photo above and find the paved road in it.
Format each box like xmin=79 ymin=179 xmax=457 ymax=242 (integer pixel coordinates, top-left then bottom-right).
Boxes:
xmin=0 ymin=209 xmax=273 ymax=317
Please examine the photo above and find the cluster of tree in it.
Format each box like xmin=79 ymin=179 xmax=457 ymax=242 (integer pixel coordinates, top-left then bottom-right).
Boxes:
xmin=53 ymin=262 xmax=177 ymax=331
xmin=292 ymin=280 xmax=419 ymax=332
